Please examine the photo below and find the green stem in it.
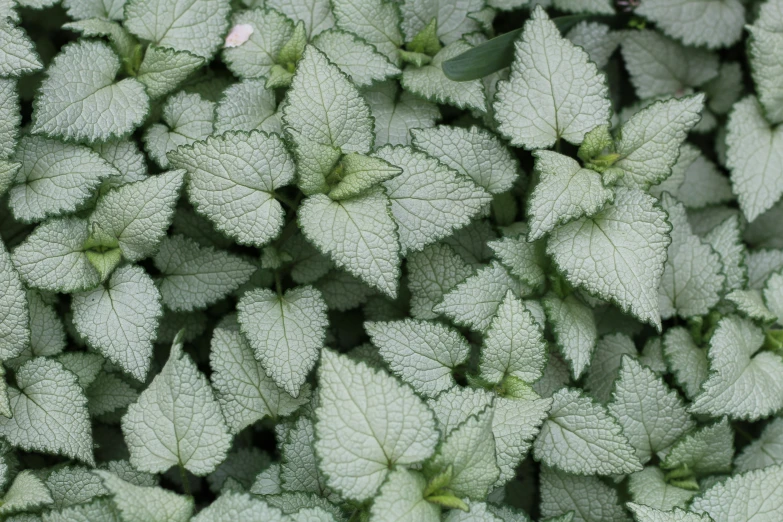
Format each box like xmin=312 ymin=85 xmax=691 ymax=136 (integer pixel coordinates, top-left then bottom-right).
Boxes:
xmin=178 ymin=463 xmax=192 ymax=497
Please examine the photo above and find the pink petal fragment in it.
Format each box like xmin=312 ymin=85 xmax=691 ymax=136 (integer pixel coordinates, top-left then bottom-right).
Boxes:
xmin=225 ymin=24 xmax=254 ymax=48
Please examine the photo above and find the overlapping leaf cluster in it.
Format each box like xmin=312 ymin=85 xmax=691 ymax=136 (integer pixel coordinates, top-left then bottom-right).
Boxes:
xmin=0 ymin=0 xmax=782 ymax=520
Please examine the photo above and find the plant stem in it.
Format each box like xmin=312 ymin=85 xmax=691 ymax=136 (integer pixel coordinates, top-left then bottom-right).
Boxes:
xmin=178 ymin=463 xmax=192 ymax=496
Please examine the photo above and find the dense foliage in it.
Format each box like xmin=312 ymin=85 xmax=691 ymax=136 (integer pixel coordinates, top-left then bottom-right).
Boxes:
xmin=0 ymin=0 xmax=782 ymax=520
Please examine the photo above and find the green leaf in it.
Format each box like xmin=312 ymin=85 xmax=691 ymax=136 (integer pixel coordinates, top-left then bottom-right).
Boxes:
xmin=614 ymin=95 xmax=705 ymax=190
xmin=280 ymin=416 xmax=330 ymax=497
xmin=540 ymin=466 xmax=629 ymax=522
xmin=765 ymin=270 xmax=783 ymax=322
xmin=72 ymin=264 xmax=161 ymax=381
xmin=401 ymin=40 xmax=487 ymax=111
xmin=726 ymin=96 xmax=783 ymax=222
xmin=192 ymin=492 xmax=286 ymax=522
xmin=210 ymin=319 xmax=310 ymax=433
xmin=628 ymin=467 xmax=695 ymax=512
xmin=365 ymin=318 xmax=469 ymax=397
xmin=154 ymin=235 xmax=254 ymax=312
xmin=12 ymin=217 xmax=101 ymax=293
xmin=6 ymin=290 xmax=66 ymax=369
xmin=543 ymin=294 xmax=597 ymax=379
xmin=0 ymin=470 xmax=53 ymax=516
xmin=332 ymin=0 xmax=404 ymax=65
xmin=86 ymin=371 xmax=139 ymax=416
xmin=143 ymin=92 xmax=214 ymax=169
xmin=528 ymin=151 xmax=613 ymax=241
xmin=726 ymin=289 xmax=777 ymax=322
xmin=748 ymin=24 xmax=783 ymax=125
xmin=299 ymin=188 xmax=401 ymax=297
xmin=375 ymin=145 xmax=491 ymax=254
xmin=661 ymin=417 xmax=733 ymax=475
xmin=327 ymin=153 xmax=401 ymax=201
xmin=97 ymin=471 xmax=194 ymax=522
xmin=677 ymin=153 xmax=735 ymax=209
xmin=136 ymin=46 xmax=205 ymax=100
xmin=584 ymin=333 xmax=637 ymax=403
xmin=55 ymin=353 xmax=104 ymax=389
xmin=407 ymin=243 xmax=473 ymax=320
xmin=627 ymin=504 xmax=711 ymax=522
xmin=636 ymin=0 xmax=744 ymax=49
xmin=480 ymin=290 xmax=547 ymax=385
xmin=124 ymin=0 xmax=230 ymax=58
xmin=734 ymin=417 xmax=783 ymax=472
xmin=44 ymin=465 xmax=107 ymax=510
xmin=43 ymin=499 xmax=122 ymax=522
xmin=620 ymin=30 xmax=718 ymax=99
xmin=214 ymin=79 xmax=281 ymax=136
xmin=169 ymin=131 xmax=294 ymax=248
xmin=554 ymin=0 xmax=613 ymax=14
xmin=658 ymin=194 xmax=725 ymax=319
xmin=608 ymin=357 xmax=694 ymax=463
xmin=0 ymin=20 xmax=42 ymax=77
xmin=488 ymin=233 xmax=546 ymax=290
xmin=237 ymin=285 xmax=328 ymax=397
xmin=267 ymin=0 xmax=335 ymax=38
xmin=533 ymin=387 xmax=642 ymax=475
xmin=370 ymin=468 xmax=440 ymax=522
xmin=122 ymin=333 xmax=231 ymax=475
xmin=662 ymin=326 xmax=708 ymax=400
xmin=0 ymin=358 xmax=93 ymax=464
xmin=690 ymin=315 xmax=783 ymax=420
xmin=495 ymin=7 xmax=610 ymax=149
xmin=62 ymin=18 xmax=138 ymax=63
xmin=63 ymin=0 xmax=127 ymax=21
xmin=747 ymin=249 xmax=783 ymax=289
xmin=548 ymin=188 xmax=671 ymax=330
xmin=0 ymin=81 xmax=20 ymax=161
xmin=89 ymin=170 xmax=184 ymax=262
xmin=0 ymin=239 xmax=29 ymax=362
xmin=690 ymin=465 xmax=783 ymax=522
xmin=314 ymin=349 xmax=438 ymax=501
xmin=313 ymin=29 xmax=400 ymax=87
xmin=363 ymin=81 xmax=440 ymax=147
xmin=222 ymin=8 xmax=293 ymax=79
xmin=566 ymin=21 xmax=620 ymax=69
xmin=411 ymin=125 xmax=521 ymax=195
xmin=401 ymin=0 xmax=483 ymax=45
xmin=31 ymin=41 xmax=149 ymax=143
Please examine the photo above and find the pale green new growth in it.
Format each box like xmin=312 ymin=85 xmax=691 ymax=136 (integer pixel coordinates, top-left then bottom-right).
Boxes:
xmin=314 ymin=350 xmax=438 ymax=501
xmin=495 ymin=7 xmax=611 ymax=149
xmin=237 ymin=285 xmax=328 ymax=397
xmin=122 ymin=333 xmax=231 ymax=475
xmin=328 ymin=153 xmax=401 ymax=201
xmin=690 ymin=465 xmax=783 ymax=521
xmin=97 ymin=471 xmax=194 ymax=522
xmin=628 ymin=467 xmax=695 ymax=511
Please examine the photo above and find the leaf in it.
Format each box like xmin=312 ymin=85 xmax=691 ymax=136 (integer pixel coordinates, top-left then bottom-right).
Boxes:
xmin=327 ymin=153 xmax=402 ymax=201
xmin=488 ymin=234 xmax=545 ymax=290
xmin=726 ymin=96 xmax=783 ymax=222
xmin=62 ymin=18 xmax=137 ymax=62
xmin=584 ymin=333 xmax=637 ymax=403
xmin=411 ymin=126 xmax=521 ymax=196
xmin=480 ymin=290 xmax=547 ymax=385
xmin=210 ymin=320 xmax=310 ymax=433
xmin=283 ymin=46 xmax=374 ymax=154
xmin=237 ymin=285 xmax=328 ymax=397
xmin=703 ymin=215 xmax=746 ymax=293
xmin=748 ymin=22 xmax=783 ymax=124
xmin=554 ymin=0 xmax=614 ymax=14
xmin=97 ymin=471 xmax=194 ymax=522
xmin=0 ymin=20 xmax=42 ymax=77
xmin=6 ymin=290 xmax=67 ymax=369
xmin=540 ymin=466 xmax=629 ymax=522
xmin=734 ymin=417 xmax=783 ymax=472
xmin=690 ymin=465 xmax=783 ymax=522
xmin=662 ymin=326 xmax=708 ymax=400
xmin=0 ymin=358 xmax=93 ymax=464
xmin=221 ymin=8 xmax=293 ymax=79
xmin=627 ymin=467 xmax=695 ymax=512
xmin=87 ymin=372 xmax=138 ymax=416
xmin=0 ymin=239 xmax=29 ymax=361
xmin=316 ymin=268 xmax=377 ymax=311
xmin=407 ymin=243 xmax=473 ymax=320
xmin=424 ymin=406 xmax=500 ymax=500
xmin=314 ymin=29 xmax=400 ymax=87
xmin=63 ymin=0 xmax=127 ymax=20
xmin=548 ymin=187 xmax=671 ymax=330
xmin=690 ymin=315 xmax=783 ymax=420
xmin=627 ymin=504 xmax=711 ymax=522
xmin=370 ymin=468 xmax=440 ymax=522
xmin=154 ymin=235 xmax=254 ymax=312
xmin=331 ymin=0 xmax=404 ymax=65
xmin=375 ymin=145 xmax=491 ymax=254
xmin=401 ymin=0 xmax=482 ymax=45
xmin=192 ymin=492 xmax=286 ymax=522
xmin=747 ymin=249 xmax=783 ymax=289
xmin=495 ymin=7 xmax=610 ymax=149
xmin=636 ymin=0 xmax=744 ymax=49
xmin=527 ymin=151 xmax=613 ymax=241
xmin=0 ymin=470 xmax=53 ymax=516
xmin=124 ymin=0 xmax=230 ymax=58
xmin=661 ymin=417 xmax=733 ymax=475
xmin=434 ymin=261 xmax=527 ymax=333
xmin=137 ymin=46 xmax=206 ymax=100
xmin=365 ymin=318 xmax=469 ymax=397
xmin=122 ymin=333 xmax=231 ymax=475
xmin=608 ymin=357 xmax=694 ymax=463
xmin=207 ymin=447 xmax=269 ymax=493
xmin=492 ymin=394 xmax=553 ymax=484
xmin=280 ymin=416 xmax=330 ymax=497
xmin=765 ymin=270 xmax=783 ymax=322
xmin=214 ymin=79 xmax=281 ymax=135
xmin=31 ymin=40 xmax=149 ymax=143
xmin=363 ymin=81 xmax=440 ymax=147
xmin=614 ymin=96 xmax=705 ymax=190
xmin=443 ymin=501 xmax=505 ymax=522
xmin=12 ymin=217 xmax=100 ymax=293
xmin=314 ymin=349 xmax=438 ymax=501
xmin=89 ymin=169 xmax=183 ymax=263
xmin=143 ymin=92 xmax=214 ymax=169
xmin=533 ymin=387 xmax=642 ymax=475
xmin=72 ymin=265 xmax=162 ymax=381
xmin=44 ymin=465 xmax=106 ymax=510
xmin=676 ymin=153 xmax=734 ymax=209
xmin=566 ymin=21 xmax=620 ymax=69
xmin=267 ymin=0 xmax=335 ymax=38
xmin=299 ymin=188 xmax=401 ymax=297
xmin=543 ymin=294 xmax=597 ymax=379
xmin=55 ymin=353 xmax=104 ymax=389
xmin=658 ymin=194 xmax=725 ymax=319
xmin=43 ymin=499 xmax=122 ymax=522
xmin=401 ymin=40 xmax=487 ymax=111
xmin=169 ymin=131 xmax=294 ymax=248
xmin=726 ymin=289 xmax=776 ymax=322
xmin=620 ymin=30 xmax=718 ymax=99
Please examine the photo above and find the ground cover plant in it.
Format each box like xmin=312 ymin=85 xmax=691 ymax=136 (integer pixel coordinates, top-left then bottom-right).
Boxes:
xmin=0 ymin=0 xmax=782 ymax=520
